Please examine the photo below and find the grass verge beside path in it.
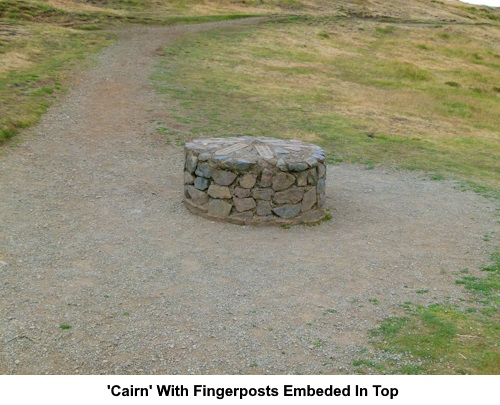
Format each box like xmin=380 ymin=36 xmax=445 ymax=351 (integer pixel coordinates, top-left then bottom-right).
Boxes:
xmin=0 ymin=22 xmax=114 ymax=143
xmin=353 ymin=251 xmax=500 ymax=374
xmin=0 ymin=0 xmax=259 ymax=144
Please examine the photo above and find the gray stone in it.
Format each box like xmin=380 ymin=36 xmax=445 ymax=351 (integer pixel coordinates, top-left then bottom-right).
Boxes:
xmin=239 ymin=173 xmax=257 ymax=189
xmin=185 ymin=152 xmax=198 ymax=174
xmin=273 ymin=186 xmax=305 ymax=205
xmin=313 ymin=152 xmax=325 ymax=162
xmin=186 ymin=185 xmax=208 ymax=207
xmin=317 ymin=163 xmax=326 ymax=178
xmin=275 ymin=147 xmax=290 ymax=154
xmin=184 ymin=171 xmax=194 ymax=185
xmin=295 ymin=171 xmax=308 ymax=187
xmin=198 ymin=152 xmax=211 ymax=162
xmin=252 ymin=188 xmax=273 ymax=201
xmin=236 ymin=159 xmax=253 ymax=172
xmin=260 ymin=168 xmax=273 ymax=187
xmin=272 ymin=204 xmax=301 ymax=219
xmin=305 ymin=157 xmax=318 ymax=167
xmin=194 ymin=176 xmax=209 ymax=191
xmin=233 ymin=197 xmax=256 ymax=212
xmin=288 ymin=161 xmax=309 ymax=172
xmin=222 ymin=158 xmax=235 ymax=170
xmin=234 ymin=187 xmax=251 ymax=198
xmin=300 ymin=209 xmax=326 ymax=223
xmin=272 ymin=172 xmax=295 ymax=191
xmin=317 ymin=178 xmax=325 ymax=194
xmin=318 ymin=192 xmax=326 ymax=208
xmin=208 ymin=199 xmax=232 ymax=218
xmin=208 ymin=184 xmax=231 ymax=199
xmin=301 ymin=187 xmax=316 ymax=212
xmin=266 ymin=158 xmax=278 ymax=167
xmin=230 ymin=211 xmax=254 ymax=223
xmin=277 ymin=158 xmax=287 ymax=171
xmin=212 ymin=169 xmax=237 ymax=186
xmin=256 ymin=200 xmax=272 ymax=216
xmin=308 ymin=168 xmax=318 ymax=184
xmin=195 ymin=162 xmax=211 ymax=178
xmin=258 ymin=159 xmax=272 ymax=168
xmin=253 ymin=215 xmax=274 ymax=225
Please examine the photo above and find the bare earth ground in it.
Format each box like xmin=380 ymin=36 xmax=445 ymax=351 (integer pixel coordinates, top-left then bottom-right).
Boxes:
xmin=0 ymin=20 xmax=499 ymax=375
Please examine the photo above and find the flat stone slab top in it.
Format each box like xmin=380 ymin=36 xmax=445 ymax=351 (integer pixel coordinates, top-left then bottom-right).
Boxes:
xmin=183 ymin=136 xmax=328 ymax=226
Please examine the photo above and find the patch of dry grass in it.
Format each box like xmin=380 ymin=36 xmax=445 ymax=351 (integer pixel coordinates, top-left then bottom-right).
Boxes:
xmin=0 ymin=20 xmax=113 ymax=142
xmin=154 ymin=15 xmax=500 ymax=189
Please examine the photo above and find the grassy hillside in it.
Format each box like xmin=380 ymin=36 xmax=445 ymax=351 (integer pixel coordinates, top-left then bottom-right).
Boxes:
xmin=153 ymin=14 xmax=500 ymax=190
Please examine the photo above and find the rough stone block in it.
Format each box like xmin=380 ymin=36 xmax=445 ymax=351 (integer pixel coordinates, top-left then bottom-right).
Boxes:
xmin=317 ymin=178 xmax=326 ymax=194
xmin=195 ymin=162 xmax=211 ymax=178
xmin=185 ymin=152 xmax=198 ymax=174
xmin=234 ymin=187 xmax=251 ymax=198
xmin=295 ymin=170 xmax=308 ymax=187
xmin=272 ymin=204 xmax=302 ymax=219
xmin=208 ymin=184 xmax=231 ymax=199
xmin=256 ymin=200 xmax=272 ymax=216
xmin=277 ymin=158 xmax=287 ymax=171
xmin=233 ymin=197 xmax=256 ymax=212
xmin=318 ymin=192 xmax=326 ymax=208
xmin=317 ymin=163 xmax=326 ymax=178
xmin=230 ymin=211 xmax=254 ymax=224
xmin=186 ymin=185 xmax=208 ymax=207
xmin=184 ymin=171 xmax=194 ymax=185
xmin=239 ymin=173 xmax=257 ymax=189
xmin=300 ymin=209 xmax=326 ymax=223
xmin=288 ymin=161 xmax=309 ymax=172
xmin=208 ymin=199 xmax=232 ymax=218
xmin=212 ymin=169 xmax=237 ymax=186
xmin=307 ymin=168 xmax=318 ymax=184
xmin=272 ymin=172 xmax=295 ymax=191
xmin=236 ymin=159 xmax=254 ymax=172
xmin=252 ymin=188 xmax=273 ymax=201
xmin=305 ymin=157 xmax=318 ymax=167
xmin=260 ymin=168 xmax=273 ymax=187
xmin=194 ymin=176 xmax=209 ymax=191
xmin=198 ymin=152 xmax=211 ymax=162
xmin=273 ymin=186 xmax=305 ymax=205
xmin=301 ymin=187 xmax=317 ymax=212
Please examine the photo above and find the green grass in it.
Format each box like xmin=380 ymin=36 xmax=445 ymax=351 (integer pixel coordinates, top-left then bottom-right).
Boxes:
xmin=0 ymin=1 xmax=262 ymax=144
xmin=313 ymin=339 xmax=325 ymax=348
xmin=357 ymin=251 xmax=500 ymax=374
xmin=152 ymin=15 xmax=500 ymax=190
xmin=0 ymin=22 xmax=114 ymax=143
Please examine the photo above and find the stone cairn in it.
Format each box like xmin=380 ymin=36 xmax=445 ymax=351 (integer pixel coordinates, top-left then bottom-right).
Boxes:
xmin=183 ymin=136 xmax=327 ymax=226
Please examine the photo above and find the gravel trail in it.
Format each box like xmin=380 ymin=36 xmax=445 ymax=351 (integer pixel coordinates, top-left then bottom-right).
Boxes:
xmin=0 ymin=20 xmax=498 ymax=375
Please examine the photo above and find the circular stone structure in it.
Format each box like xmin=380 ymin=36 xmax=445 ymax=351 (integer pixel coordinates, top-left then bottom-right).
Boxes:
xmin=183 ymin=136 xmax=327 ymax=226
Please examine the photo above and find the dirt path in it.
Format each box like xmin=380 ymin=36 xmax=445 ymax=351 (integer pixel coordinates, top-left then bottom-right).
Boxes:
xmin=0 ymin=20 xmax=498 ymax=375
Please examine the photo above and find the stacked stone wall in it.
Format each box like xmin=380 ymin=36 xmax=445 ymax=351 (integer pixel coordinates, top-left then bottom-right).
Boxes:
xmin=183 ymin=138 xmax=327 ymax=226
